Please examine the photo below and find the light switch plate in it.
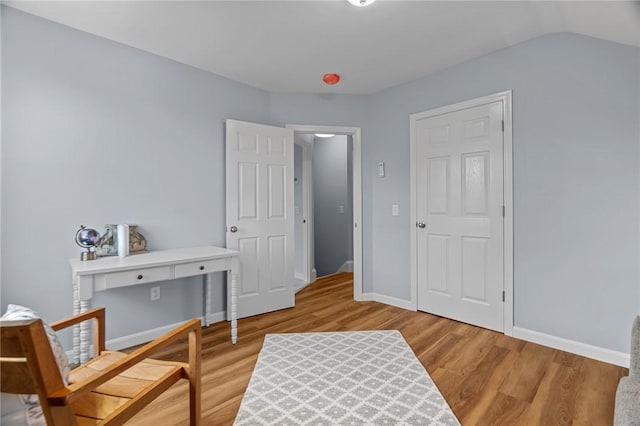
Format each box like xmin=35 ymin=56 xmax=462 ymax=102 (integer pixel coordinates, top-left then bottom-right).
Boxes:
xmin=392 ymin=204 xmax=399 ymax=216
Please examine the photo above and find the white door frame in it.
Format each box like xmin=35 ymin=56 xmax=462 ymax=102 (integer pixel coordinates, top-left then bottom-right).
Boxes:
xmin=293 ymin=136 xmax=313 ymax=285
xmin=287 ymin=125 xmax=363 ymax=301
xmin=409 ymin=91 xmax=514 ymax=335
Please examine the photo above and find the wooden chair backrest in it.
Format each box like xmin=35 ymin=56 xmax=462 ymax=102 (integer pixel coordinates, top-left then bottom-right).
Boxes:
xmin=0 ymin=318 xmax=73 ymax=425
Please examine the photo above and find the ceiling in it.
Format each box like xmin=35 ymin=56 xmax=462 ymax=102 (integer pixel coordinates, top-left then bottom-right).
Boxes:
xmin=5 ymin=1 xmax=640 ymax=94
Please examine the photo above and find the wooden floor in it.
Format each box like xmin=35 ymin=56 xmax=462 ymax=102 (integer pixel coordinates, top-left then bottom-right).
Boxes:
xmin=125 ymin=273 xmax=627 ymax=425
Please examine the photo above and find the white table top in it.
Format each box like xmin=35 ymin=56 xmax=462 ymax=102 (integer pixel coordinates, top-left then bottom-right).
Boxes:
xmin=70 ymin=245 xmax=240 ymax=276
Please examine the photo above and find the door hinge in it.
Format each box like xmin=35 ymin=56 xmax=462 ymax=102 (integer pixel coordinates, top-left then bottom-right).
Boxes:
xmin=502 ymin=291 xmax=505 ymax=302
xmin=502 ymin=205 xmax=505 ymax=217
xmin=501 ymin=120 xmax=504 ymax=132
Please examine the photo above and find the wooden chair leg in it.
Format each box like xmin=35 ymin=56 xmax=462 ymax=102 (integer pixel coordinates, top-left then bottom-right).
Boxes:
xmin=188 ymin=326 xmax=201 ymax=426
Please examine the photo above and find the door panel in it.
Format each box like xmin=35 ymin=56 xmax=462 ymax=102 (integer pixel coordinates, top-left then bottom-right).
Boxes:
xmin=416 ymin=101 xmax=504 ymax=332
xmin=461 ymin=236 xmax=488 ymax=303
xmin=428 ymin=157 xmax=449 ymax=214
xmin=238 ymin=237 xmax=259 ymax=296
xmin=268 ymin=235 xmax=287 ymax=289
xmin=268 ymin=164 xmax=286 ymax=218
xmin=462 ymin=152 xmax=489 ymax=215
xmin=226 ymin=119 xmax=295 ymax=318
xmin=426 ymin=234 xmax=449 ymax=294
xmin=238 ymin=163 xmax=258 ymax=219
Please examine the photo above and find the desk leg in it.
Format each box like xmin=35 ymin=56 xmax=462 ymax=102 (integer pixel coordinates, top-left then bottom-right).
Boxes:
xmin=203 ymin=273 xmax=212 ymax=327
xmin=229 ymin=260 xmax=238 ymax=344
xmin=72 ymin=282 xmax=80 ymax=365
xmin=73 ymin=280 xmax=91 ymax=365
xmin=79 ymin=299 xmax=91 ymax=364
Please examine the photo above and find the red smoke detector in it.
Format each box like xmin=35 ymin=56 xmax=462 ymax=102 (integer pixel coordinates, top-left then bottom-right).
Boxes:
xmin=322 ymin=73 xmax=341 ymax=85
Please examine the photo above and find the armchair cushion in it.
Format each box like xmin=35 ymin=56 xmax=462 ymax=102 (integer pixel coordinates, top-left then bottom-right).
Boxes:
xmin=1 ymin=305 xmax=70 ymax=426
xmin=614 ymin=376 xmax=640 ymax=426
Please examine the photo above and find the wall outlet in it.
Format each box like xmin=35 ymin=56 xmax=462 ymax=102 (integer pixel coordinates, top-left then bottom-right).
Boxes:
xmin=150 ymin=286 xmax=160 ymax=301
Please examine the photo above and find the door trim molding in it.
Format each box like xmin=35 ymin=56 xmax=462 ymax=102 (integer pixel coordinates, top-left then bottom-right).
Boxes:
xmin=293 ymin=137 xmax=313 ymax=285
xmin=409 ymin=90 xmax=514 ymax=335
xmin=286 ymin=125 xmax=363 ymax=301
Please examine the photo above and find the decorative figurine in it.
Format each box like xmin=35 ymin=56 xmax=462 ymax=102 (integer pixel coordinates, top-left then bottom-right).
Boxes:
xmin=75 ymin=225 xmax=100 ymax=261
xmin=96 ymin=224 xmax=118 ymax=256
xmin=128 ymin=225 xmax=147 ymax=253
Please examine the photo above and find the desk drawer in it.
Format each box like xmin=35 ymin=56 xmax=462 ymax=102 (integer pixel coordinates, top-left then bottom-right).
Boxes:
xmin=174 ymin=259 xmax=228 ymax=279
xmin=94 ymin=266 xmax=171 ymax=291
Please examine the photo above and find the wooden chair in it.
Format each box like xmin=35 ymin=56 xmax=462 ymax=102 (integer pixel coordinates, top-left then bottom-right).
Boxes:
xmin=0 ymin=307 xmax=201 ymax=426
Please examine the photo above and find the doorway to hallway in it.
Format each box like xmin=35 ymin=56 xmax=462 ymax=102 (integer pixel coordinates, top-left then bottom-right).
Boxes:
xmin=288 ymin=125 xmax=363 ymax=301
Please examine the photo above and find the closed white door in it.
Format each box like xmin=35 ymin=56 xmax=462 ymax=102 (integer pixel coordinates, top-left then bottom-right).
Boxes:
xmin=226 ymin=119 xmax=295 ymax=318
xmin=415 ymin=101 xmax=504 ymax=332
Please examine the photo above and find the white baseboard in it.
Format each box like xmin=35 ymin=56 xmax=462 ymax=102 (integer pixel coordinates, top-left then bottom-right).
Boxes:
xmin=336 ymin=260 xmax=354 ymax=273
xmin=359 ymin=294 xmax=630 ymax=367
xmin=294 ymin=278 xmax=309 ymax=293
xmin=360 ymin=292 xmax=373 ymax=302
xmin=106 ymin=311 xmax=226 ymax=351
xmin=66 ymin=303 xmax=630 ymax=369
xmin=361 ymin=292 xmax=415 ymax=311
xmin=204 ymin=311 xmax=227 ymax=326
xmin=512 ymin=326 xmax=630 ymax=368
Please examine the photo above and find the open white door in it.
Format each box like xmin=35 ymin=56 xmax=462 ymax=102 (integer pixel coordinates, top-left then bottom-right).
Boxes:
xmin=226 ymin=119 xmax=295 ymax=318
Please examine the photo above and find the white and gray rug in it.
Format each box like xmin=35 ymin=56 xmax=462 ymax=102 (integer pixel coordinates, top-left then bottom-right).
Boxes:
xmin=234 ymin=330 xmax=460 ymax=426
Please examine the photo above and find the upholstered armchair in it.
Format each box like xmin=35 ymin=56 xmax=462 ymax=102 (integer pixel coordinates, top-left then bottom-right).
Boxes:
xmin=614 ymin=316 xmax=640 ymax=425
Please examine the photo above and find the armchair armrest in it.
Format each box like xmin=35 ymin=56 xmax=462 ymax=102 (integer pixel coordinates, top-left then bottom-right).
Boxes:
xmin=50 ymin=307 xmax=106 ymax=355
xmin=49 ymin=307 xmax=105 ymax=331
xmin=49 ymin=317 xmax=202 ymax=406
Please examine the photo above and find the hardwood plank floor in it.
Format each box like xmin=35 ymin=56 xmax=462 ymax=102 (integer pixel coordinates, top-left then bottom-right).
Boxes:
xmin=124 ymin=273 xmax=627 ymax=425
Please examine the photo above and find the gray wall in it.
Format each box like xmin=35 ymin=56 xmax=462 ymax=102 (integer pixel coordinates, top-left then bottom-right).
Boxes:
xmin=312 ymin=135 xmax=352 ymax=276
xmin=2 ymin=5 xmax=638 ymax=356
xmin=367 ymin=33 xmax=639 ymax=352
xmin=1 ymin=6 xmax=270 ymax=342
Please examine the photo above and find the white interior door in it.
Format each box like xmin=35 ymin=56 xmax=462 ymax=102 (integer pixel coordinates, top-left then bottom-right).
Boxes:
xmin=226 ymin=119 xmax=295 ymax=319
xmin=415 ymin=100 xmax=505 ymax=332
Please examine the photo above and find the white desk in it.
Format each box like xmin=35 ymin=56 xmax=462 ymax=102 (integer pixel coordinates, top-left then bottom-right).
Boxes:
xmin=70 ymin=246 xmax=240 ymax=364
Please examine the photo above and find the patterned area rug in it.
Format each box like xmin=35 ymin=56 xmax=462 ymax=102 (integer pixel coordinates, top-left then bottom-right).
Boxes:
xmin=234 ymin=330 xmax=460 ymax=425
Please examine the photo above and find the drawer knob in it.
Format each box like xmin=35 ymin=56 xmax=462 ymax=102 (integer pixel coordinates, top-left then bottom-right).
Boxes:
xmin=137 ymin=275 xmax=143 ymax=280
xmin=199 ymin=266 xmax=205 ymax=271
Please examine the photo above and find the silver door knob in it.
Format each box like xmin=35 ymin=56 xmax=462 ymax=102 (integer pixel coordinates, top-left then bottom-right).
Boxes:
xmin=230 ymin=226 xmax=238 ymax=233
xmin=416 ymin=222 xmax=426 ymax=228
